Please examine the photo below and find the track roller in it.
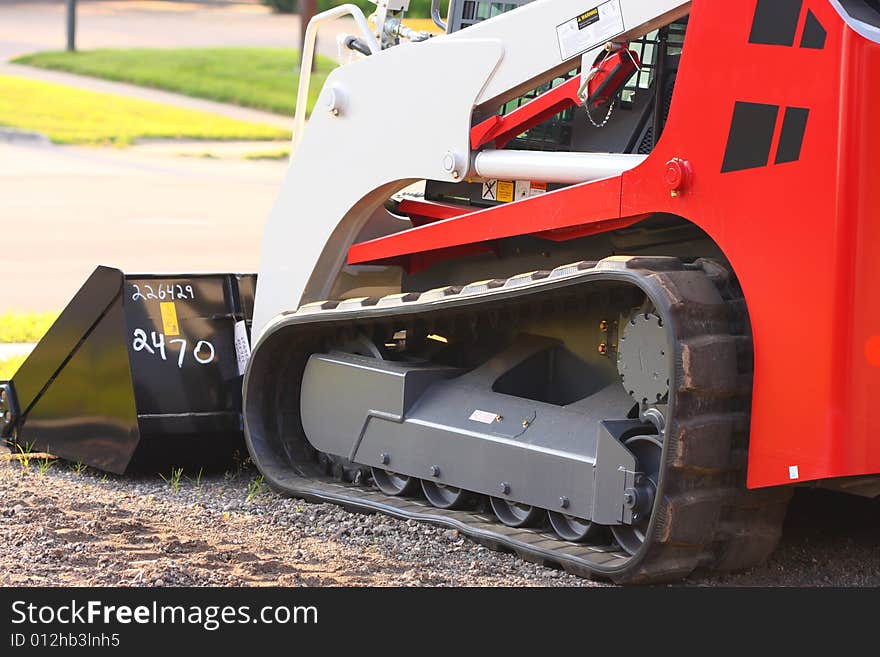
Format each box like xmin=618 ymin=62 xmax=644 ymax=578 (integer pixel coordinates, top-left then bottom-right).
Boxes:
xmin=372 ymin=468 xmax=419 ymax=496
xmin=421 ymin=480 xmax=470 ymax=509
xmin=548 ymin=513 xmax=603 ymax=542
xmin=490 ymin=498 xmax=544 ymax=528
xmin=610 ymin=435 xmax=662 ymax=555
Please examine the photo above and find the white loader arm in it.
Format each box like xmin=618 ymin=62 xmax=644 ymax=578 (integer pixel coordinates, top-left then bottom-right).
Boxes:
xmin=252 ymin=0 xmax=690 ymax=340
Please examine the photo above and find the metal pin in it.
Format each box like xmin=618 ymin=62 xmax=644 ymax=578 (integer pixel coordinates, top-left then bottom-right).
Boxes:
xmin=559 ymin=496 xmax=570 ymax=509
xmin=500 ymin=482 xmax=510 ymax=495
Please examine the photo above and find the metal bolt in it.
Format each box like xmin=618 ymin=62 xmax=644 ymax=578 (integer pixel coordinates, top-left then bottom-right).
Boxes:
xmin=3 ymin=411 xmax=11 ymax=423
xmin=0 ymin=389 xmax=6 ymax=403
xmin=442 ymin=151 xmax=462 ymax=179
xmin=559 ymin=496 xmax=570 ymax=509
xmin=521 ymin=419 xmax=530 ymax=429
xmin=599 ymin=320 xmax=608 ymax=332
xmin=623 ymin=488 xmax=637 ymax=509
xmin=330 ymin=107 xmax=339 ymax=116
xmin=598 ymin=343 xmax=608 ymax=355
xmin=429 ymin=465 xmax=441 ymax=477
xmin=495 ymin=415 xmax=503 ymax=423
xmin=380 ymin=453 xmax=390 ymax=466
xmin=670 ymin=189 xmax=680 ymax=198
xmin=500 ymin=482 xmax=510 ymax=495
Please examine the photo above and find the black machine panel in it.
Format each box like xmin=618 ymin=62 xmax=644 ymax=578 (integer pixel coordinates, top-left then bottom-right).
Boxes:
xmin=1 ymin=267 xmax=256 ymax=473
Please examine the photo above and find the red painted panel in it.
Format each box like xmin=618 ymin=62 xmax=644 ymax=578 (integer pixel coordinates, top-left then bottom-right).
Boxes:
xmin=348 ymin=0 xmax=880 ymax=488
xmin=397 ymin=198 xmax=471 ymax=228
xmin=348 ymin=176 xmax=623 ymax=265
xmin=470 ymin=75 xmax=583 ymax=149
xmin=617 ymin=0 xmax=878 ymax=487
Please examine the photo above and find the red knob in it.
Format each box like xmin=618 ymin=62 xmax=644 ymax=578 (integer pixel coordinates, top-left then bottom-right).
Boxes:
xmin=664 ymin=158 xmax=690 ymax=193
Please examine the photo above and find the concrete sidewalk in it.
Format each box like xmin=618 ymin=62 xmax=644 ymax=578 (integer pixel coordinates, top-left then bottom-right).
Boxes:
xmin=0 ymin=139 xmax=287 ymax=312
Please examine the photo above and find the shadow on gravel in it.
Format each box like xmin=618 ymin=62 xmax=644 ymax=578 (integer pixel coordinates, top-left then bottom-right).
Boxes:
xmin=784 ymin=488 xmax=880 ymax=535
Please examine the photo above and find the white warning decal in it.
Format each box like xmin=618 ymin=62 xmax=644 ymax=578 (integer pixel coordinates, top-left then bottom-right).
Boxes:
xmin=469 ymin=409 xmax=500 ymax=424
xmin=481 ymin=179 xmax=514 ymax=203
xmin=556 ymin=0 xmax=625 ymax=61
xmin=481 ymin=179 xmax=498 ymax=201
xmin=234 ymin=320 xmax=251 ymax=376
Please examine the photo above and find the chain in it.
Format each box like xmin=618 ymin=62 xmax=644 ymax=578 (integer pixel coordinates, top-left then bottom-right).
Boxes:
xmin=585 ymin=98 xmax=615 ymax=128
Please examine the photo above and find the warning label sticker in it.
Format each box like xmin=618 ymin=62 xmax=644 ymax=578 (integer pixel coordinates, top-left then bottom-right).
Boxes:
xmin=556 ymin=0 xmax=625 ymax=61
xmin=234 ymin=320 xmax=251 ymax=376
xmin=515 ymin=180 xmax=531 ymax=200
xmin=159 ymin=302 xmax=179 ymax=336
xmin=496 ymin=180 xmax=514 ymax=203
xmin=481 ymin=179 xmax=516 ymax=203
xmin=469 ymin=409 xmax=500 ymax=424
xmin=514 ymin=181 xmax=548 ymax=200
xmin=481 ymin=179 xmax=498 ymax=201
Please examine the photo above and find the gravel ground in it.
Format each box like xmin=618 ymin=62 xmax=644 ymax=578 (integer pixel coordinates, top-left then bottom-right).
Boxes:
xmin=2 ymin=452 xmax=878 ymax=587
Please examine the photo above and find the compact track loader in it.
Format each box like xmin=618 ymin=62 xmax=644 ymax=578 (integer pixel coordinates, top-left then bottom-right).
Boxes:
xmin=4 ymin=0 xmax=880 ymax=583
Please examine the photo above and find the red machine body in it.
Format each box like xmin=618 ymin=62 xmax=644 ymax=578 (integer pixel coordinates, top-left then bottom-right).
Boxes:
xmin=349 ymin=0 xmax=880 ymax=490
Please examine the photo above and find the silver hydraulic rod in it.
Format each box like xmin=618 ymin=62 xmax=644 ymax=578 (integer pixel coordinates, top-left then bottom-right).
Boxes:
xmin=472 ymin=150 xmax=647 ymax=184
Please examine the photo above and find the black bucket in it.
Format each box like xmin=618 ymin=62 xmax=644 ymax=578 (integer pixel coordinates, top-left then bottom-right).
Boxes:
xmin=0 ymin=266 xmax=256 ymax=474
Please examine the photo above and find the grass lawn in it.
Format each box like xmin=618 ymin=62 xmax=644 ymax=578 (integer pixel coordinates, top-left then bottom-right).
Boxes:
xmin=0 ymin=75 xmax=289 ymax=145
xmin=0 ymin=312 xmax=57 ymax=343
xmin=14 ymin=48 xmax=338 ymax=118
xmin=0 ymin=355 xmax=26 ymax=380
xmin=243 ymin=148 xmax=290 ymax=161
xmin=0 ymin=311 xmax=57 ymax=380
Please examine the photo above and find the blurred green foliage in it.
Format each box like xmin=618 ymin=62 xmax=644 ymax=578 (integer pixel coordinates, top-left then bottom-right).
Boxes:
xmin=262 ymin=0 xmax=450 ymax=20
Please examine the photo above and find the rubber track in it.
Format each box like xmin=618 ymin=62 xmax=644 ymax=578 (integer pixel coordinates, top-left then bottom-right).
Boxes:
xmin=244 ymin=256 xmax=791 ymax=584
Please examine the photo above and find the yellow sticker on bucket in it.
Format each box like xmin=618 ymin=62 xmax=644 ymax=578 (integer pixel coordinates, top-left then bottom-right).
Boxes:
xmin=160 ymin=302 xmax=180 ymax=336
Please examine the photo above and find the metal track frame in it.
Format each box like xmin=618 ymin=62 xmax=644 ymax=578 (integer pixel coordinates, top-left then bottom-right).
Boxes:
xmin=243 ymin=256 xmax=791 ymax=583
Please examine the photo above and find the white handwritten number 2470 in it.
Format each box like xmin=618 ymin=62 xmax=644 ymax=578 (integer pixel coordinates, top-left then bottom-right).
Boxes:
xmin=132 ymin=329 xmax=215 ymax=368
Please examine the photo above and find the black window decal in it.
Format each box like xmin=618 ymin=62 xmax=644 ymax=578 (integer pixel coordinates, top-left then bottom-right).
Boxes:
xmin=749 ymin=0 xmax=803 ymax=46
xmin=775 ymin=107 xmax=810 ymax=164
xmin=800 ymin=10 xmax=827 ymax=49
xmin=721 ymin=102 xmax=780 ymax=173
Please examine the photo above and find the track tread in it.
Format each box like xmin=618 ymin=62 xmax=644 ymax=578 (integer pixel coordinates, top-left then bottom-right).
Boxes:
xmin=246 ymin=256 xmax=790 ymax=583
